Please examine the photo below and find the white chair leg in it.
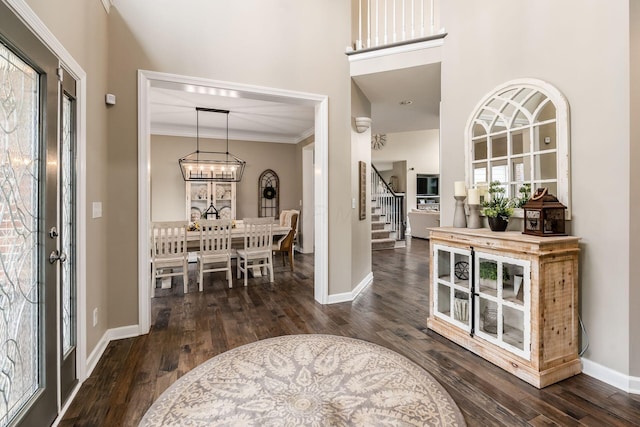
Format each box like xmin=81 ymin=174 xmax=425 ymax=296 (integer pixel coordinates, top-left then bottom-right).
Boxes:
xmin=198 ymin=260 xmax=204 ymax=292
xmin=268 ymin=255 xmax=274 ymax=283
xmin=244 ymin=258 xmax=248 ymax=287
xmin=183 ymin=260 xmax=189 ymax=294
xmin=237 ymin=257 xmax=241 ymax=279
xmin=227 ymin=258 xmax=232 ymax=288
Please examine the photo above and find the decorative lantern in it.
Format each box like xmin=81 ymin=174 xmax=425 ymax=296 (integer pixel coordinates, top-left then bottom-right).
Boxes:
xmin=522 ymin=188 xmax=567 ymax=236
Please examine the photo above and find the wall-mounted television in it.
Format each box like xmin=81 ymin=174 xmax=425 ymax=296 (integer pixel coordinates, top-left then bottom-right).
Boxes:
xmin=417 ymin=174 xmax=439 ymax=196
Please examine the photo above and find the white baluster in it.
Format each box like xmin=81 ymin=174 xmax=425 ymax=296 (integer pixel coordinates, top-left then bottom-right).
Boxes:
xmin=411 ymin=0 xmax=415 ymax=39
xmin=402 ymin=0 xmax=406 ymax=41
xmin=430 ymin=0 xmax=434 ymax=35
xmin=384 ymin=0 xmax=388 ymax=45
xmin=393 ymin=0 xmax=397 ymax=43
xmin=367 ymin=0 xmax=371 ymax=48
xmin=375 ymin=0 xmax=379 ymax=47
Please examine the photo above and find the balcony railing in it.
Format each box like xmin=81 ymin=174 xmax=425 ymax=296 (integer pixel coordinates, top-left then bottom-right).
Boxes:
xmin=350 ymin=0 xmax=442 ymax=52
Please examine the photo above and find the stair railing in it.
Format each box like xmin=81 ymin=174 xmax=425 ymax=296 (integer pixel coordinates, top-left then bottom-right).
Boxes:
xmin=351 ymin=0 xmax=442 ymax=51
xmin=371 ymin=164 xmax=405 ymax=240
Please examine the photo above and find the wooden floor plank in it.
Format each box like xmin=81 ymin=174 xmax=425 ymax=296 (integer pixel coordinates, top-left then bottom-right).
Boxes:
xmin=60 ymin=238 xmax=640 ymax=426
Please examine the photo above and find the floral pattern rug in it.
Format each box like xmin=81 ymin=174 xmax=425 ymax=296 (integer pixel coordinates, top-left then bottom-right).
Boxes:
xmin=140 ymin=334 xmax=466 ymax=426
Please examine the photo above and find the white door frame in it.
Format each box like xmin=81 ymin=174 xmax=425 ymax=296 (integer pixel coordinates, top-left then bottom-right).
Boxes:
xmin=300 ymin=143 xmax=315 ymax=254
xmin=137 ymin=70 xmax=330 ymax=333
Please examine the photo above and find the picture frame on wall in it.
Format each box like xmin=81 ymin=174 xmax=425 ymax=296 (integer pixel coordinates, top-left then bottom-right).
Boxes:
xmin=359 ymin=161 xmax=366 ymax=220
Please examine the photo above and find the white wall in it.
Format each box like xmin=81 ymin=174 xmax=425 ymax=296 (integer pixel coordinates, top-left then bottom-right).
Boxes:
xmin=372 ymin=129 xmax=439 ymax=212
xmin=441 ymin=0 xmax=633 ymax=377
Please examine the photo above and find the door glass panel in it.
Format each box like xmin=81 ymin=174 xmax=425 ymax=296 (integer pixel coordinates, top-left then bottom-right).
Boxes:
xmin=453 ymin=290 xmax=469 ymax=325
xmin=503 ymin=306 xmax=524 ymax=350
xmin=478 ymin=259 xmax=498 ymax=297
xmin=437 ymin=283 xmax=451 ymax=317
xmin=479 ymin=298 xmax=498 ymax=338
xmin=503 ymin=263 xmax=525 ymax=305
xmin=437 ymin=249 xmax=450 ymax=280
xmin=453 ymin=253 xmax=469 ymax=286
xmin=61 ymin=94 xmax=75 ymax=355
xmin=0 ymin=42 xmax=40 ymax=426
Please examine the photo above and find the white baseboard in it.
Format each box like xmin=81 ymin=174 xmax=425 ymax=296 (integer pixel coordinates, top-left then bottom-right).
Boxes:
xmin=582 ymin=357 xmax=640 ymax=394
xmin=326 ymin=272 xmax=373 ymax=304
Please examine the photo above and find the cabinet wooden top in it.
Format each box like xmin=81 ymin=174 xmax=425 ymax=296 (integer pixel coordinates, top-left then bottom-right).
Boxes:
xmin=429 ymin=227 xmax=580 ymax=254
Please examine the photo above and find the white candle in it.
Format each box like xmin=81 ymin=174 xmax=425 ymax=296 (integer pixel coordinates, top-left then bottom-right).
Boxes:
xmin=454 ymin=181 xmax=466 ymax=197
xmin=468 ymin=188 xmax=480 ymax=205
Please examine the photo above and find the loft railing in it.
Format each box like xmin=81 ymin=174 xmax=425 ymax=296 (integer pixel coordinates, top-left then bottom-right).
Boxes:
xmin=351 ymin=0 xmax=442 ymax=52
xmin=371 ymin=165 xmax=405 ymax=240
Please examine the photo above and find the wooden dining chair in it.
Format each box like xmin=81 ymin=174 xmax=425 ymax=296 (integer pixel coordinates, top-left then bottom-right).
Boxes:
xmin=236 ymin=217 xmax=274 ymax=287
xmin=197 ymin=219 xmax=233 ymax=290
xmin=272 ymin=212 xmax=298 ymax=271
xmin=151 ymin=221 xmax=189 ymax=297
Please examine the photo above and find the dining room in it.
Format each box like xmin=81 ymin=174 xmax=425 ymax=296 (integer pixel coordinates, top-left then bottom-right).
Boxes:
xmin=148 ymin=84 xmax=316 ymax=294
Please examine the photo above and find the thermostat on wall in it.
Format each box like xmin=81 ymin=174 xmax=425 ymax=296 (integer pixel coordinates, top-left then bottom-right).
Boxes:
xmin=105 ymin=93 xmax=116 ymax=105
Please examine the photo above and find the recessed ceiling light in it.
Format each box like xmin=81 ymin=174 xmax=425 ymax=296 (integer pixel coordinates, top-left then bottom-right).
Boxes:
xmin=399 ymin=100 xmax=413 ymax=105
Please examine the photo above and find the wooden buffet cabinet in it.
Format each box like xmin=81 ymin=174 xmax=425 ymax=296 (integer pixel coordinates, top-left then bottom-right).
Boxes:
xmin=427 ymin=227 xmax=581 ymax=388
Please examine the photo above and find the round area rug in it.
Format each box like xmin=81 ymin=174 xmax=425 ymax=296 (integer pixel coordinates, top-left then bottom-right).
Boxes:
xmin=140 ymin=334 xmax=466 ymax=426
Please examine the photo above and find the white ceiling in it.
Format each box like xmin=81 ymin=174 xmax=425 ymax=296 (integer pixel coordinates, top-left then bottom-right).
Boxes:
xmin=150 ymin=86 xmax=316 ymax=144
xmin=149 ymin=62 xmax=441 ymax=143
xmin=353 ymin=62 xmax=441 ymax=134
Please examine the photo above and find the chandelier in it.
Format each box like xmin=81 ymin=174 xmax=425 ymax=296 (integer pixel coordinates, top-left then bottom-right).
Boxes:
xmin=371 ymin=133 xmax=387 ymax=150
xmin=178 ymin=107 xmax=246 ymax=182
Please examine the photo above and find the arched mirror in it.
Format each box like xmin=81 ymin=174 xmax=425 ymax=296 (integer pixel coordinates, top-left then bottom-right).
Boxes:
xmin=465 ymin=79 xmax=571 ymax=217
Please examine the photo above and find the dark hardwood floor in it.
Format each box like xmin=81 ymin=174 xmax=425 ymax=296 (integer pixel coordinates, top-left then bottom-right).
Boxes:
xmin=60 ymin=238 xmax=640 ymax=426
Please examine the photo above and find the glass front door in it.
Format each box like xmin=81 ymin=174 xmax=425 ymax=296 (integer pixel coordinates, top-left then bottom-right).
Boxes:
xmin=0 ymin=2 xmax=78 ymax=425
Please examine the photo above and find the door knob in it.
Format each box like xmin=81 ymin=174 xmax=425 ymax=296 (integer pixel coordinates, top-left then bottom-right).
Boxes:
xmin=49 ymin=250 xmax=67 ymax=264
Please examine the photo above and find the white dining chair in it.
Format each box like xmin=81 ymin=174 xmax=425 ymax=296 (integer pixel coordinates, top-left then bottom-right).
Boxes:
xmin=151 ymin=221 xmax=189 ymax=297
xmin=197 ymin=219 xmax=233 ymax=290
xmin=236 ymin=217 xmax=274 ymax=287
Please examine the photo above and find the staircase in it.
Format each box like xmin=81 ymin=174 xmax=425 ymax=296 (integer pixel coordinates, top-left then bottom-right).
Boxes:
xmin=371 ymin=165 xmax=406 ymax=250
xmin=371 ymin=207 xmax=396 ymax=250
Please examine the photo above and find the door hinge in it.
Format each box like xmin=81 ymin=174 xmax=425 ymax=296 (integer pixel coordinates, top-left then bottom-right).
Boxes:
xmin=57 ymin=67 xmax=64 ymax=82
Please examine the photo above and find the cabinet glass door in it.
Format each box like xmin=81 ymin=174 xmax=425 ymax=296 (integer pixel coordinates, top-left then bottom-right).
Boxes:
xmin=214 ymin=182 xmax=233 ymax=220
xmin=475 ymin=252 xmax=530 ymax=359
xmin=188 ymin=179 xmax=209 ymax=222
xmin=433 ymin=244 xmax=472 ymax=330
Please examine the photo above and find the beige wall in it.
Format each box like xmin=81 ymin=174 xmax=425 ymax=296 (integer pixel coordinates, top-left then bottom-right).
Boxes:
xmin=24 ymin=0 xmax=110 ymax=356
xmin=151 ymin=135 xmax=300 ymax=221
xmin=441 ymin=0 xmax=633 ymax=374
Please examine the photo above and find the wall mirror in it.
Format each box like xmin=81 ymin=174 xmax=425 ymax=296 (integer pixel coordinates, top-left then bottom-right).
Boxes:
xmin=465 ymin=78 xmax=571 ymax=218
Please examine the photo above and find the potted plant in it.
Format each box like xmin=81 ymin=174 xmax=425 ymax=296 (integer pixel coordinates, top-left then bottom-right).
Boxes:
xmin=481 ymin=181 xmax=514 ymax=231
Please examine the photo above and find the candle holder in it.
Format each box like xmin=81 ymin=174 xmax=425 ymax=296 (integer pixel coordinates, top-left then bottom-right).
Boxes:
xmin=467 ymin=204 xmax=482 ymax=229
xmin=453 ymin=195 xmax=467 ymax=228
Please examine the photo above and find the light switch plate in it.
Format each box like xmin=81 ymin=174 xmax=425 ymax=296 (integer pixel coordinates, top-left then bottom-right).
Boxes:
xmin=92 ymin=202 xmax=102 ymax=218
